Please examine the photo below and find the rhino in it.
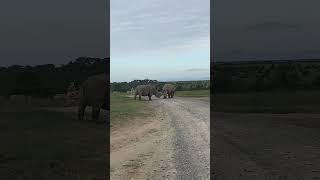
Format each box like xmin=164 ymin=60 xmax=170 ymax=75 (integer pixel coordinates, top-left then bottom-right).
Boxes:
xmin=78 ymin=73 xmax=109 ymax=121
xmin=134 ymin=84 xmax=161 ymax=101
xmin=162 ymin=84 xmax=176 ymax=99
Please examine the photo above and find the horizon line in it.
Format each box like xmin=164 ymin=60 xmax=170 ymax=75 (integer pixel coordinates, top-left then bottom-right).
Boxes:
xmin=111 ymin=79 xmax=210 ymax=83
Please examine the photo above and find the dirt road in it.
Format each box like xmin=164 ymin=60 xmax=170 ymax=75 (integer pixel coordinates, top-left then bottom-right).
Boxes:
xmin=213 ymin=112 xmax=320 ymax=180
xmin=111 ymin=97 xmax=210 ymax=180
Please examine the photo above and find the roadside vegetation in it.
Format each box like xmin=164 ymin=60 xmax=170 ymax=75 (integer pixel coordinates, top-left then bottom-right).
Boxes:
xmin=0 ymin=57 xmax=108 ymax=99
xmin=111 ymin=79 xmax=210 ymax=93
xmin=212 ymin=60 xmax=320 ymax=93
xmin=212 ymin=60 xmax=320 ymax=113
xmin=110 ymin=92 xmax=154 ymax=127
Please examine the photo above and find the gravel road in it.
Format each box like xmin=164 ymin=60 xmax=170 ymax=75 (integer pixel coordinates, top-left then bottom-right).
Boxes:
xmin=213 ymin=112 xmax=320 ymax=180
xmin=154 ymin=97 xmax=210 ymax=180
xmin=110 ymin=96 xmax=210 ymax=180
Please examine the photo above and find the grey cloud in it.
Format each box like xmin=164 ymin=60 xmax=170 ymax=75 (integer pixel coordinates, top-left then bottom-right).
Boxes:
xmin=212 ymin=0 xmax=320 ymax=61
xmin=111 ymin=0 xmax=210 ymax=57
xmin=0 ymin=0 xmax=109 ymax=66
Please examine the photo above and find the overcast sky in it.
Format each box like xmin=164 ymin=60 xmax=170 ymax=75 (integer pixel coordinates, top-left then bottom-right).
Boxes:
xmin=111 ymin=0 xmax=210 ymax=82
xmin=0 ymin=0 xmax=109 ymax=66
xmin=212 ymin=0 xmax=320 ymax=61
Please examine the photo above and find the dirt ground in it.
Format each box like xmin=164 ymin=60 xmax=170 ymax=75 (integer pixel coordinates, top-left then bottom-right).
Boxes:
xmin=110 ymin=96 xmax=210 ymax=180
xmin=213 ymin=112 xmax=320 ymax=180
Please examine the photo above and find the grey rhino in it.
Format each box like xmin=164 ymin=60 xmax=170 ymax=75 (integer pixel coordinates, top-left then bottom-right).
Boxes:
xmin=134 ymin=84 xmax=161 ymax=101
xmin=162 ymin=84 xmax=176 ymax=99
xmin=78 ymin=73 xmax=109 ymax=121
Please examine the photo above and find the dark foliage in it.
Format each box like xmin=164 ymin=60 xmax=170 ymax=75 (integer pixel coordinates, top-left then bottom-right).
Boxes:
xmin=111 ymin=79 xmax=210 ymax=92
xmin=0 ymin=57 xmax=109 ymax=97
xmin=212 ymin=60 xmax=320 ymax=93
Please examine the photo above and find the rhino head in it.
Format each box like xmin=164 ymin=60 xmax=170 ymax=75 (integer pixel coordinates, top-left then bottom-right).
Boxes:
xmin=155 ymin=91 xmax=162 ymax=98
xmin=152 ymin=86 xmax=161 ymax=98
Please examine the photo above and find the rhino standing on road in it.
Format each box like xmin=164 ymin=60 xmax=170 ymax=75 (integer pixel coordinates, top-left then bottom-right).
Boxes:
xmin=78 ymin=73 xmax=109 ymax=121
xmin=162 ymin=84 xmax=176 ymax=99
xmin=134 ymin=84 xmax=161 ymax=101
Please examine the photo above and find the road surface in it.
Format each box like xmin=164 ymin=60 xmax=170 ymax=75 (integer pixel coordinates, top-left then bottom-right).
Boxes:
xmin=213 ymin=112 xmax=320 ymax=180
xmin=110 ymin=96 xmax=210 ymax=180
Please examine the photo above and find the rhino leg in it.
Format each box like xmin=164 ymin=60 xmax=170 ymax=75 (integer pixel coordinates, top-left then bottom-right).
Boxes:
xmin=92 ymin=106 xmax=100 ymax=121
xmin=148 ymin=95 xmax=152 ymax=101
xmin=78 ymin=100 xmax=87 ymax=120
xmin=102 ymin=99 xmax=109 ymax=110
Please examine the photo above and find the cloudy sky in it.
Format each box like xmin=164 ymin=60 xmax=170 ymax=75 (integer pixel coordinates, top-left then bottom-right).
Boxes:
xmin=111 ymin=0 xmax=210 ymax=82
xmin=212 ymin=0 xmax=320 ymax=61
xmin=0 ymin=0 xmax=109 ymax=66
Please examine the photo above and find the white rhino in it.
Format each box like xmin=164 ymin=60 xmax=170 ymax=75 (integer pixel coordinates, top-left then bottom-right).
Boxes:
xmin=78 ymin=73 xmax=109 ymax=121
xmin=162 ymin=84 xmax=176 ymax=99
xmin=134 ymin=84 xmax=161 ymax=101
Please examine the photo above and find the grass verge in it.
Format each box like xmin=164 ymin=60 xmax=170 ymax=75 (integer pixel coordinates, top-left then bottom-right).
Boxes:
xmin=110 ymin=92 xmax=154 ymax=126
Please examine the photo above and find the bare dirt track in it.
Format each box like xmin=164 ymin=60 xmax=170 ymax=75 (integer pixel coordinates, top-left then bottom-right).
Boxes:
xmin=110 ymin=96 xmax=210 ymax=180
xmin=213 ymin=112 xmax=320 ymax=180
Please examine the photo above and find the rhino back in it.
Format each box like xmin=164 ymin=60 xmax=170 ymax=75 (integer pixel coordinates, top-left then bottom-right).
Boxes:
xmin=81 ymin=74 xmax=108 ymax=106
xmin=135 ymin=85 xmax=156 ymax=96
xmin=163 ymin=84 xmax=176 ymax=92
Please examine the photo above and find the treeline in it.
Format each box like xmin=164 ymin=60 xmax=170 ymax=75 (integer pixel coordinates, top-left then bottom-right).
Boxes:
xmin=0 ymin=57 xmax=109 ymax=98
xmin=212 ymin=60 xmax=320 ymax=93
xmin=111 ymin=79 xmax=210 ymax=92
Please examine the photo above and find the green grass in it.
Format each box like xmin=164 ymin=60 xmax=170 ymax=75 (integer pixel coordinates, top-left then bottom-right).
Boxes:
xmin=110 ymin=92 xmax=154 ymax=126
xmin=0 ymin=100 xmax=107 ymax=180
xmin=213 ymin=90 xmax=320 ymax=113
xmin=175 ymin=90 xmax=210 ymax=97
